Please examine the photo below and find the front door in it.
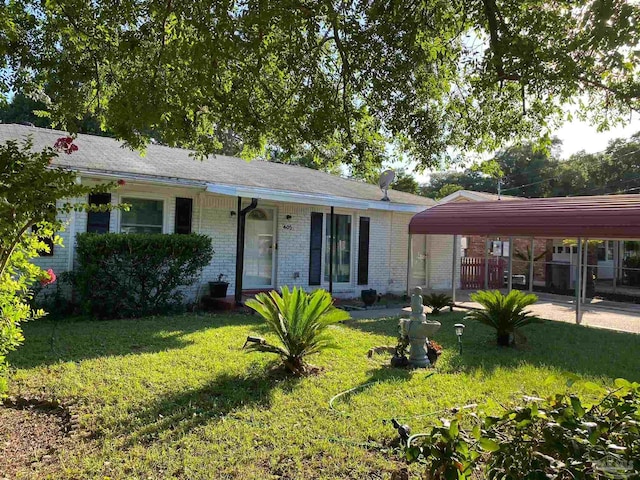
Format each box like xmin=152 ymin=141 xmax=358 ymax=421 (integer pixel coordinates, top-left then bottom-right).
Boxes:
xmin=243 ymin=208 xmax=276 ymax=288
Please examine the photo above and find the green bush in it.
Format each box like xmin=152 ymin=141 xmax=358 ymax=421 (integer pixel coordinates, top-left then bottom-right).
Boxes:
xmin=0 ymin=136 xmax=115 ymax=397
xmin=406 ymin=378 xmax=640 ymax=479
xmin=465 ymin=290 xmax=541 ymax=346
xmin=422 ymin=292 xmax=452 ymax=315
xmin=74 ymin=233 xmax=214 ymax=318
xmin=624 ymin=255 xmax=640 ymax=286
xmin=245 ymin=287 xmax=350 ymax=375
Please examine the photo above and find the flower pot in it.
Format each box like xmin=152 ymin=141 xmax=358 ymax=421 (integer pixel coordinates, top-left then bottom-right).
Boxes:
xmin=361 ymin=289 xmax=377 ymax=307
xmin=209 ymin=281 xmax=229 ymax=298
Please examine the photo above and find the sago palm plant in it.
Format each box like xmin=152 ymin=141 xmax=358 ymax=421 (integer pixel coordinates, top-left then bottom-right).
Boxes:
xmin=245 ymin=287 xmax=350 ymax=375
xmin=465 ymin=290 xmax=541 ymax=346
xmin=422 ymin=293 xmax=452 ymax=315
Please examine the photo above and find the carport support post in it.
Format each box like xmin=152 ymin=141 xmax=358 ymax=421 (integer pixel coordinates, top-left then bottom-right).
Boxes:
xmin=576 ymin=237 xmax=583 ymax=324
xmin=484 ymin=237 xmax=490 ymax=290
xmin=507 ymin=236 xmax=514 ymax=292
xmin=451 ymin=235 xmax=458 ymax=305
xmin=529 ymin=238 xmax=535 ymax=293
xmin=613 ymin=240 xmax=619 ymax=293
xmin=406 ymin=234 xmax=412 ymax=298
xmin=582 ymin=238 xmax=589 ymax=303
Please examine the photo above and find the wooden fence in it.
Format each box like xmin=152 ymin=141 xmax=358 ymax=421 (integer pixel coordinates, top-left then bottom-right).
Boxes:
xmin=460 ymin=257 xmax=506 ymax=290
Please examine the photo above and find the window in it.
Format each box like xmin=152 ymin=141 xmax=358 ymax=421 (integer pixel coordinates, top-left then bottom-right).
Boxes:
xmin=324 ymin=214 xmax=351 ymax=283
xmin=120 ymin=197 xmax=164 ymax=233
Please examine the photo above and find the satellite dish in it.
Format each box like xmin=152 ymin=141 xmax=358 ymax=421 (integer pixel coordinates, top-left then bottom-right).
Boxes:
xmin=379 ymin=169 xmax=396 ymax=201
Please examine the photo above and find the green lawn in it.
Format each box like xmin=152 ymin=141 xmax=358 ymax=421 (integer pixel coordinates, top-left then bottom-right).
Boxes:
xmin=7 ymin=311 xmax=640 ymax=479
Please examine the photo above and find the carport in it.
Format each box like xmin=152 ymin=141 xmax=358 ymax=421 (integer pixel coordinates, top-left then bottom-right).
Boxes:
xmin=408 ymin=194 xmax=640 ymax=324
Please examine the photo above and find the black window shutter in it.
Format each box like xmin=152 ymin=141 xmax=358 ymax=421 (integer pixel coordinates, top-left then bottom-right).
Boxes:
xmin=32 ymin=225 xmax=54 ymax=256
xmin=175 ymin=197 xmax=193 ymax=234
xmin=357 ymin=217 xmax=370 ymax=285
xmin=309 ymin=212 xmax=323 ymax=285
xmin=87 ymin=193 xmax=111 ymax=234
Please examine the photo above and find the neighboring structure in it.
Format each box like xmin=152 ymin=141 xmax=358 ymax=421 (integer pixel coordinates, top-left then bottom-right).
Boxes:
xmin=437 ymin=189 xmax=521 ymax=204
xmin=2 ymin=124 xmax=441 ymax=302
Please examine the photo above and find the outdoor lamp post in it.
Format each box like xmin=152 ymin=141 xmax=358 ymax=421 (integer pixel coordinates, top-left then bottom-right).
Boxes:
xmin=454 ymin=323 xmax=465 ymax=354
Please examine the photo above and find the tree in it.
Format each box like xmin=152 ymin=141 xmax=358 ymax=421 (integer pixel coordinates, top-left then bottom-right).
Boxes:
xmin=0 ymin=136 xmax=114 ymax=396
xmin=435 ymin=183 xmax=465 ymax=200
xmin=421 ymin=171 xmax=496 ymax=198
xmin=392 ymin=170 xmax=420 ymax=195
xmin=1 ymin=1 xmax=639 ymax=170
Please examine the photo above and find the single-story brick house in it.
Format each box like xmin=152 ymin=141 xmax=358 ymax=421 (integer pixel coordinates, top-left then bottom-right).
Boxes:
xmin=4 ymin=124 xmax=460 ymax=302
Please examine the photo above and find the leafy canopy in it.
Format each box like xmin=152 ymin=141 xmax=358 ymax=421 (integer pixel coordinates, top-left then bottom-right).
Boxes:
xmin=2 ymin=0 xmax=639 ymax=171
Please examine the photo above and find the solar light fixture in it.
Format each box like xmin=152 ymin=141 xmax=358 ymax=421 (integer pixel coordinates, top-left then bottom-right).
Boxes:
xmin=454 ymin=323 xmax=465 ymax=354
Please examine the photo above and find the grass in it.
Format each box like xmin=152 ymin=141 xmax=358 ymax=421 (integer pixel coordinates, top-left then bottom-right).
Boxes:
xmin=6 ymin=311 xmax=640 ymax=479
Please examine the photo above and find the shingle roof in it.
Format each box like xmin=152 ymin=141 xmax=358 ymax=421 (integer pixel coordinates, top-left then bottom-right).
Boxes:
xmin=0 ymin=124 xmax=434 ymax=207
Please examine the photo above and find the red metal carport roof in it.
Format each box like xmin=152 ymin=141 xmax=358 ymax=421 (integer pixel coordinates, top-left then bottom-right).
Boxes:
xmin=409 ymin=194 xmax=640 ymax=238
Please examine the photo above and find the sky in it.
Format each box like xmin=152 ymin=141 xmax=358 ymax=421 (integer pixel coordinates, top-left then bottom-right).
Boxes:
xmin=406 ymin=118 xmax=640 ymax=185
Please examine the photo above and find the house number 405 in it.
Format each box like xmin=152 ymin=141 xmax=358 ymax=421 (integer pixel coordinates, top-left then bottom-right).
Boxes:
xmin=282 ymin=224 xmax=293 ymax=230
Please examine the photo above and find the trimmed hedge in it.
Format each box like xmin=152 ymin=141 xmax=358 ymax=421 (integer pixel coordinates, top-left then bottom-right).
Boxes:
xmin=74 ymin=233 xmax=214 ymax=318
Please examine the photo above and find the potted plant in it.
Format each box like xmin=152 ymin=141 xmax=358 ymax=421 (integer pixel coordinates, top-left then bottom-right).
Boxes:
xmin=361 ymin=288 xmax=377 ymax=307
xmin=209 ymin=274 xmax=229 ymax=298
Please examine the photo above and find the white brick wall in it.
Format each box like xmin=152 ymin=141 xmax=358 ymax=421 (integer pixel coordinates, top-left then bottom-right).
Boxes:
xmin=36 ymin=177 xmax=454 ymax=303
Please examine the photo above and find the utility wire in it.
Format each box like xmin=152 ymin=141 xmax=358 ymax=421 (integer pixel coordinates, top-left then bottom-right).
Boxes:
xmin=500 ymin=147 xmax=640 ymax=195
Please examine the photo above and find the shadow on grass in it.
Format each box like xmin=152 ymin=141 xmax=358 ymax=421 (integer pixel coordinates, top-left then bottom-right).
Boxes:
xmin=344 ymin=313 xmax=640 ymax=382
xmin=10 ymin=313 xmax=261 ymax=369
xmin=120 ymin=367 xmax=300 ymax=445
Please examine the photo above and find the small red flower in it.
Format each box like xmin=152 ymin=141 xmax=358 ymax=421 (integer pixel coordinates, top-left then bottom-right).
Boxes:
xmin=117 ymin=179 xmax=126 ymax=186
xmin=40 ymin=269 xmax=57 ymax=286
xmin=54 ymin=136 xmax=78 ymax=155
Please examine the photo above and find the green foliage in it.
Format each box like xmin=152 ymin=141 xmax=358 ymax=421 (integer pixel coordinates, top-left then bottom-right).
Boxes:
xmin=422 ymin=293 xmax=452 ymax=315
xmin=0 ymin=137 xmax=112 ymax=397
xmin=392 ymin=170 xmax=420 ymax=195
xmin=406 ymin=379 xmax=640 ymax=479
xmin=434 ymin=183 xmax=465 ymax=200
xmin=245 ymin=287 xmax=350 ymax=375
xmin=465 ymin=290 xmax=541 ymax=346
xmin=3 ymin=2 xmax=640 ymax=170
xmin=74 ymin=233 xmax=214 ymax=319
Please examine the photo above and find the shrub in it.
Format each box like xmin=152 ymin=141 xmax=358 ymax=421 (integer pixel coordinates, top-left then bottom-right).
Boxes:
xmin=245 ymin=287 xmax=350 ymax=375
xmin=406 ymin=378 xmax=640 ymax=479
xmin=422 ymin=293 xmax=452 ymax=315
xmin=74 ymin=233 xmax=214 ymax=318
xmin=624 ymin=255 xmax=640 ymax=286
xmin=465 ymin=290 xmax=541 ymax=346
xmin=0 ymin=136 xmax=114 ymax=397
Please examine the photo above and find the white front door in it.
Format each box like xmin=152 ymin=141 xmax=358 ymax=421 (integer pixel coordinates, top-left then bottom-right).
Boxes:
xmin=243 ymin=208 xmax=276 ymax=288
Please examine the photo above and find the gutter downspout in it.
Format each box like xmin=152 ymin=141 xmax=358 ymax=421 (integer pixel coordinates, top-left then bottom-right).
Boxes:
xmin=235 ymin=197 xmax=258 ymax=305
